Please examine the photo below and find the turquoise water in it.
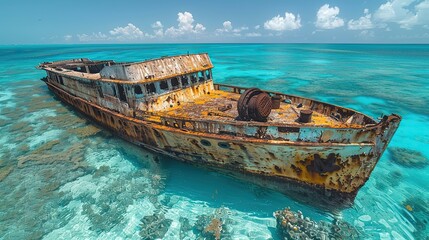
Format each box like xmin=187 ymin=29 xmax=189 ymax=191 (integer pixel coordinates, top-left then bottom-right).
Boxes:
xmin=0 ymin=44 xmax=428 ymax=239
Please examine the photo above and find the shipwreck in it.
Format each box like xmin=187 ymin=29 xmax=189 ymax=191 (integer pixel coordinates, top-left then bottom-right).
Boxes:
xmin=37 ymin=53 xmax=401 ymax=200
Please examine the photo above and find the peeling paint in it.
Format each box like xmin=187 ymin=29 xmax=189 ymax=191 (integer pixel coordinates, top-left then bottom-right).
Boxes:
xmin=37 ymin=54 xmax=401 ymax=197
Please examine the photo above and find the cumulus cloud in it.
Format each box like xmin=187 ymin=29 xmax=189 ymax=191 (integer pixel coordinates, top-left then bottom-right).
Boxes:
xmin=109 ymin=23 xmax=144 ymax=40
xmin=165 ymin=12 xmax=206 ymax=37
xmin=77 ymin=23 xmax=144 ymax=42
xmin=316 ymin=4 xmax=344 ymax=29
xmin=223 ymin=21 xmax=233 ymax=31
xmin=374 ymin=0 xmax=429 ymax=29
xmin=264 ymin=12 xmax=301 ymax=31
xmin=64 ymin=35 xmax=72 ymax=41
xmin=77 ymin=32 xmax=108 ymax=42
xmin=348 ymin=9 xmax=374 ymax=30
xmin=151 ymin=21 xmax=164 ymax=37
xmin=216 ymin=21 xmax=250 ymax=36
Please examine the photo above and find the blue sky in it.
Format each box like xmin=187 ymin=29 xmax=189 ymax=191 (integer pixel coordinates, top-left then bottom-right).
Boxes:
xmin=1 ymin=0 xmax=428 ymax=44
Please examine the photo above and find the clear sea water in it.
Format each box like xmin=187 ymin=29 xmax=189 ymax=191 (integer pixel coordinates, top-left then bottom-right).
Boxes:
xmin=0 ymin=44 xmax=428 ymax=239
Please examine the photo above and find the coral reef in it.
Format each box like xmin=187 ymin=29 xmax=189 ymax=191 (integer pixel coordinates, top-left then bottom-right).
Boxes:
xmin=274 ymin=207 xmax=360 ymax=240
xmin=0 ymin=166 xmax=13 ymax=182
xmin=9 ymin=121 xmax=33 ymax=133
xmin=67 ymin=125 xmax=101 ymax=138
xmin=0 ymin=118 xmax=8 ymax=127
xmin=139 ymin=212 xmax=173 ymax=239
xmin=17 ymin=140 xmax=88 ymax=170
xmin=179 ymin=217 xmax=192 ymax=239
xmin=193 ymin=207 xmax=230 ymax=240
xmin=44 ymin=114 xmax=87 ymax=129
xmin=92 ymin=165 xmax=110 ymax=178
xmin=389 ymin=147 xmax=428 ymax=168
xmin=32 ymin=140 xmax=60 ymax=154
xmin=204 ymin=218 xmax=222 ymax=240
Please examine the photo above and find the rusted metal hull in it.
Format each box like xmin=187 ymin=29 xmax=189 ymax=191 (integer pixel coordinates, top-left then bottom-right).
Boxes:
xmin=44 ymin=79 xmax=401 ymax=198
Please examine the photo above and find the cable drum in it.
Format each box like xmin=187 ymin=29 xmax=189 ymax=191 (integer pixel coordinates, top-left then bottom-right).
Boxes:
xmin=237 ymin=88 xmax=272 ymax=122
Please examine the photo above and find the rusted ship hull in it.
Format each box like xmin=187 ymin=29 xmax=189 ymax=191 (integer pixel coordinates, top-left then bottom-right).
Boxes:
xmin=43 ymin=78 xmax=400 ymax=198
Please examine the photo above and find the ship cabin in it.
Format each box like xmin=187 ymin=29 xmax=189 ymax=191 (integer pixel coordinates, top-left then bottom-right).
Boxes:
xmin=41 ymin=54 xmax=215 ymax=119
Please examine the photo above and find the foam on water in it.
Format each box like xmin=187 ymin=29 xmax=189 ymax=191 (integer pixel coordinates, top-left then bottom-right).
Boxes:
xmin=0 ymin=44 xmax=428 ymax=239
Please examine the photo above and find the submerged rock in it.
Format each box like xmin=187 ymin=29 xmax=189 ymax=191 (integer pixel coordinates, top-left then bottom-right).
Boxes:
xmin=139 ymin=212 xmax=172 ymax=239
xmin=389 ymin=147 xmax=428 ymax=168
xmin=274 ymin=207 xmax=360 ymax=240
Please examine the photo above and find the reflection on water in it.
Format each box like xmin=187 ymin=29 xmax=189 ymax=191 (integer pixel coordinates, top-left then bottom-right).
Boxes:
xmin=0 ymin=44 xmax=428 ymax=239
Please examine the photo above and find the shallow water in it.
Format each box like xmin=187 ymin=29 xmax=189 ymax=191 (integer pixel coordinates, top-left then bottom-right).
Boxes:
xmin=0 ymin=44 xmax=428 ymax=239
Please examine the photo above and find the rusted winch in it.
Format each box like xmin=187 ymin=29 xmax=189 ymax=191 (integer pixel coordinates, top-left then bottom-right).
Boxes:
xmin=237 ymin=88 xmax=272 ymax=122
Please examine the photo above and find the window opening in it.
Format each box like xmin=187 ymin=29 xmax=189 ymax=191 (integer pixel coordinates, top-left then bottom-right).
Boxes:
xmin=171 ymin=77 xmax=179 ymax=89
xmin=117 ymin=84 xmax=127 ymax=102
xmin=146 ymin=83 xmax=156 ymax=94
xmin=181 ymin=76 xmax=189 ymax=86
xmin=160 ymin=80 xmax=169 ymax=90
xmin=134 ymin=85 xmax=143 ymax=95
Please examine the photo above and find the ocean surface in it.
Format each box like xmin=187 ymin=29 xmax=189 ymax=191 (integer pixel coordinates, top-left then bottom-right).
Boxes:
xmin=0 ymin=44 xmax=428 ymax=239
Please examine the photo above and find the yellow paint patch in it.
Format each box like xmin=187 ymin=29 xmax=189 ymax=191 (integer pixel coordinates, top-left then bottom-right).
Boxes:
xmin=405 ymin=205 xmax=413 ymax=211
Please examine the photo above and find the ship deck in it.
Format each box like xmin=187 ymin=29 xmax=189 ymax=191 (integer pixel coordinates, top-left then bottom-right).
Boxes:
xmin=160 ymin=90 xmax=361 ymax=128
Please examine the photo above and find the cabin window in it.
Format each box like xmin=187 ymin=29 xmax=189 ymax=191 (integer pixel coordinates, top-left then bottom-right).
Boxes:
xmin=171 ymin=77 xmax=179 ymax=89
xmin=160 ymin=80 xmax=169 ymax=90
xmin=205 ymin=70 xmax=211 ymax=79
xmin=190 ymin=73 xmax=197 ymax=84
xmin=181 ymin=76 xmax=189 ymax=86
xmin=146 ymin=83 xmax=156 ymax=94
xmin=111 ymin=85 xmax=117 ymax=97
xmin=97 ymin=85 xmax=104 ymax=98
xmin=199 ymin=71 xmax=205 ymax=82
xmin=134 ymin=85 xmax=143 ymax=95
xmin=117 ymin=84 xmax=127 ymax=102
xmin=58 ymin=75 xmax=64 ymax=85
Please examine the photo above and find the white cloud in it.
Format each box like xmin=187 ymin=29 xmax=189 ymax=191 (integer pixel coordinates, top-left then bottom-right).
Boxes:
xmin=151 ymin=21 xmax=164 ymax=38
xmin=77 ymin=32 xmax=108 ymax=42
xmin=223 ymin=21 xmax=233 ymax=31
xmin=246 ymin=32 xmax=261 ymax=37
xmin=109 ymin=23 xmax=144 ymax=40
xmin=165 ymin=12 xmax=206 ymax=37
xmin=264 ymin=12 xmax=301 ymax=31
xmin=254 ymin=25 xmax=260 ymax=30
xmin=216 ymin=21 xmax=250 ymax=36
xmin=152 ymin=21 xmax=163 ymax=29
xmin=374 ymin=0 xmax=429 ymax=29
xmin=64 ymin=35 xmax=72 ymax=41
xmin=195 ymin=23 xmax=206 ymax=32
xmin=348 ymin=9 xmax=374 ymax=30
xmin=316 ymin=4 xmax=344 ymax=29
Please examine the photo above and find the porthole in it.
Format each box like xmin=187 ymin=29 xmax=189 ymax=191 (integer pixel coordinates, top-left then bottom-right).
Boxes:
xmin=200 ymin=139 xmax=211 ymax=147
xmin=218 ymin=142 xmax=230 ymax=149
